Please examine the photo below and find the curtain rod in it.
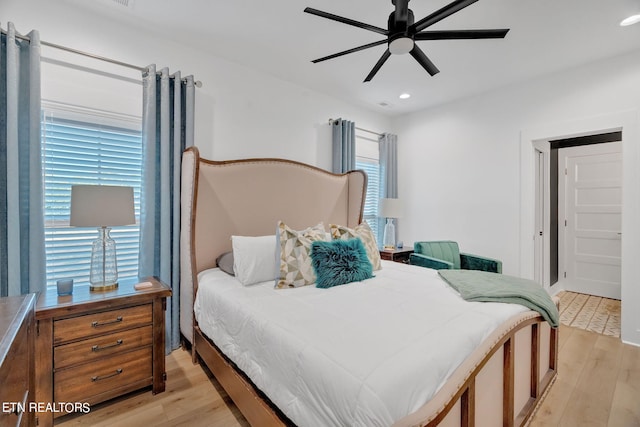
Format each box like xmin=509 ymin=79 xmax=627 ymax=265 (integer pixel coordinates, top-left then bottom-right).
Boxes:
xmin=1 ymin=27 xmax=203 ymax=87
xmin=327 ymin=118 xmax=383 ymax=137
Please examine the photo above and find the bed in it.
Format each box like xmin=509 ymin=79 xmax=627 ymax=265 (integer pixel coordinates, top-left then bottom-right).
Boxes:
xmin=179 ymin=146 xmax=558 ymax=427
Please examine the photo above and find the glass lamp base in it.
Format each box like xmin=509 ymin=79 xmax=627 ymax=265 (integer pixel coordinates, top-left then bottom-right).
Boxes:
xmin=90 ymin=282 xmax=119 ymax=292
xmin=383 ymin=218 xmax=396 ymax=250
xmin=90 ymin=226 xmax=119 ymax=292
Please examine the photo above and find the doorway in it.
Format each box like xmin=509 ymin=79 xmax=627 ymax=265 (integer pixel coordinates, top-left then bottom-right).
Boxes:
xmin=541 ymin=131 xmax=622 ymax=299
xmin=558 ymin=140 xmax=622 ymax=299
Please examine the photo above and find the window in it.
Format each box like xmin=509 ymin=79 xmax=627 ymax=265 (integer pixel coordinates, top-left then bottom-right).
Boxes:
xmin=41 ymin=105 xmax=142 ymax=288
xmin=355 ymin=132 xmax=380 ymax=243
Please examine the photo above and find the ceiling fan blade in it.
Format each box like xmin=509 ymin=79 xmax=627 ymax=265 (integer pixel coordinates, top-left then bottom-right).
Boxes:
xmin=410 ymin=45 xmax=439 ymax=76
xmin=311 ymin=40 xmax=388 ymax=63
xmin=411 ymin=0 xmax=479 ymax=33
xmin=414 ymin=29 xmax=509 ymax=40
xmin=304 ymin=7 xmax=388 ymax=36
xmin=395 ymin=0 xmax=410 ymax=24
xmin=364 ymin=49 xmax=391 ymax=82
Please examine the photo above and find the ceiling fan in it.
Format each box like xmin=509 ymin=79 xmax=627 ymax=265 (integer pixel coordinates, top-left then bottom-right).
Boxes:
xmin=304 ymin=0 xmax=509 ymax=82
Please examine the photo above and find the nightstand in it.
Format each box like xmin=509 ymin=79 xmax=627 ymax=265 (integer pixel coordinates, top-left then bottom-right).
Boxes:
xmin=34 ymin=277 xmax=171 ymax=427
xmin=380 ymin=247 xmax=414 ymax=264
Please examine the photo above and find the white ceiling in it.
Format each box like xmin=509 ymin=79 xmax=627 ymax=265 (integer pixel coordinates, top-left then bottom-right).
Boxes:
xmin=69 ymin=0 xmax=640 ymax=116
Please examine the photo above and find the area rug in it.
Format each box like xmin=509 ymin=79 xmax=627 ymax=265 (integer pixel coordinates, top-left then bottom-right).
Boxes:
xmin=557 ymin=291 xmax=621 ymax=337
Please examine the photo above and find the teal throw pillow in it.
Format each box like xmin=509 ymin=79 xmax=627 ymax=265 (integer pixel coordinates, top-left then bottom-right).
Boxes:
xmin=310 ymin=238 xmax=373 ymax=288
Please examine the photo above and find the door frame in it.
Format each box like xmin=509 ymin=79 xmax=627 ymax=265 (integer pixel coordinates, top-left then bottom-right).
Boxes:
xmin=519 ymin=110 xmax=640 ymax=345
xmin=533 ymin=148 xmax=548 ymax=287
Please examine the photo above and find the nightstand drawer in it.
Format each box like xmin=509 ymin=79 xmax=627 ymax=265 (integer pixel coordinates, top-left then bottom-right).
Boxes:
xmin=54 ymin=325 xmax=153 ymax=370
xmin=54 ymin=346 xmax=152 ymax=404
xmin=54 ymin=304 xmax=152 ymax=344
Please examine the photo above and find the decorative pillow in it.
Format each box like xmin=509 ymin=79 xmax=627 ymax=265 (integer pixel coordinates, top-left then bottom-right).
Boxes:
xmin=232 ymin=235 xmax=277 ymax=286
xmin=275 ymin=221 xmax=327 ymax=289
xmin=216 ymin=251 xmax=235 ymax=276
xmin=330 ymin=222 xmax=382 ymax=271
xmin=310 ymin=238 xmax=373 ymax=289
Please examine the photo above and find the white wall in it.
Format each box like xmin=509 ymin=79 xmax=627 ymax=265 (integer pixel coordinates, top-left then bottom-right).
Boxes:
xmin=2 ymin=0 xmax=390 ymax=170
xmin=6 ymin=0 xmax=640 ymax=344
xmin=393 ymin=50 xmax=640 ymax=345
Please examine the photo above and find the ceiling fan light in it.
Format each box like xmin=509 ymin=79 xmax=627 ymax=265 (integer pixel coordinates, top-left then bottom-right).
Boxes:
xmin=389 ymin=37 xmax=414 ymax=55
xmin=620 ymin=14 xmax=640 ymax=26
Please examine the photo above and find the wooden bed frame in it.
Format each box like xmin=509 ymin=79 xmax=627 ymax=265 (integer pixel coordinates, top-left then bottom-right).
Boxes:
xmin=180 ymin=146 xmax=558 ymax=427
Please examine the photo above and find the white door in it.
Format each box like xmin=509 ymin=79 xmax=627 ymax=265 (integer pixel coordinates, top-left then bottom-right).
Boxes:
xmin=559 ymin=142 xmax=622 ymax=299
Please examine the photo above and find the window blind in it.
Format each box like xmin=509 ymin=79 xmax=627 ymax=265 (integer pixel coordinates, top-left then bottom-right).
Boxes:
xmin=356 ymin=158 xmax=380 ymax=241
xmin=42 ymin=112 xmax=142 ymax=288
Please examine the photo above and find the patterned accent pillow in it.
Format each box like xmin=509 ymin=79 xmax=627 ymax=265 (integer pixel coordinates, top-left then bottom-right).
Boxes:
xmin=330 ymin=222 xmax=382 ymax=271
xmin=276 ymin=221 xmax=327 ymax=288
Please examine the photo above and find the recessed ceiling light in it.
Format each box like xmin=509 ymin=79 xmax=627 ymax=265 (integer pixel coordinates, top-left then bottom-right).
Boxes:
xmin=620 ymin=14 xmax=640 ymax=26
xmin=399 ymin=93 xmax=411 ymax=100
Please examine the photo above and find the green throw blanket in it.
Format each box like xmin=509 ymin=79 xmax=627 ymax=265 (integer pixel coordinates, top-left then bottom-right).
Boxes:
xmin=438 ymin=270 xmax=559 ymax=328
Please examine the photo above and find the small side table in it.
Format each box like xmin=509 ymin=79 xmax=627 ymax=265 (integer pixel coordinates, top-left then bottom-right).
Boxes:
xmin=380 ymin=247 xmax=414 ymax=264
xmin=34 ymin=277 xmax=171 ymax=427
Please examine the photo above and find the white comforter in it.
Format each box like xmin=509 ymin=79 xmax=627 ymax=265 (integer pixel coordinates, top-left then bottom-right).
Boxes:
xmin=194 ymin=261 xmax=527 ymax=427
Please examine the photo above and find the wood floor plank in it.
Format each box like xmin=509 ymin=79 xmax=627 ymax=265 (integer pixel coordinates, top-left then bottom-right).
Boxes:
xmin=607 ymin=344 xmax=640 ymax=426
xmin=529 ymin=326 xmax=596 ymax=427
xmin=559 ymin=333 xmax=623 ymax=426
xmin=557 ymin=323 xmax=574 ymax=352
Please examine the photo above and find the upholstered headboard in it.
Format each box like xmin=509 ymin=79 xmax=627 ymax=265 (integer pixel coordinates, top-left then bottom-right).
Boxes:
xmin=180 ymin=147 xmax=367 ymax=343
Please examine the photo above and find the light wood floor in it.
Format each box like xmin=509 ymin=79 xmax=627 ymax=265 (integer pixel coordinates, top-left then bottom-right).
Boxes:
xmin=530 ymin=325 xmax=640 ymax=427
xmin=57 ymin=325 xmax=640 ymax=427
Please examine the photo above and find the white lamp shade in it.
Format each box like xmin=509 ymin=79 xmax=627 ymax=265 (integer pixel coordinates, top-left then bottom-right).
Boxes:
xmin=379 ymin=198 xmax=403 ymax=218
xmin=70 ymin=185 xmax=135 ymax=227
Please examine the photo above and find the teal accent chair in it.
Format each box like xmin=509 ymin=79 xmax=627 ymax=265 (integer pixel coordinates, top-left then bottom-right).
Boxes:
xmin=409 ymin=241 xmax=502 ymax=273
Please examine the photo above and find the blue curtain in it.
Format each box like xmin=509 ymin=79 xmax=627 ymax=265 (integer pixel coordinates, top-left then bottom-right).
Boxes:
xmin=378 ymin=133 xmax=399 ymax=244
xmin=0 ymin=23 xmax=45 ymax=297
xmin=139 ymin=65 xmax=195 ymax=354
xmin=332 ymin=118 xmax=356 ymax=173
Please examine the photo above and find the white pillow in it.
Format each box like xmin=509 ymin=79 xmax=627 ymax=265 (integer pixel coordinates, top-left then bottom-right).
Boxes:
xmin=231 ymin=235 xmax=277 ymax=286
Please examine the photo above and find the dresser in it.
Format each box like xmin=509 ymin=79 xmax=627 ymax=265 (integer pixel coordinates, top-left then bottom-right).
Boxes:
xmin=34 ymin=278 xmax=171 ymax=427
xmin=0 ymin=293 xmax=36 ymax=427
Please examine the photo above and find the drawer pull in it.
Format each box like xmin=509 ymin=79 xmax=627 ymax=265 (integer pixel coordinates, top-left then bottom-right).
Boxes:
xmin=91 ymin=316 xmax=123 ymax=327
xmin=91 ymin=368 xmax=123 ymax=382
xmin=92 ymin=339 xmax=123 ymax=352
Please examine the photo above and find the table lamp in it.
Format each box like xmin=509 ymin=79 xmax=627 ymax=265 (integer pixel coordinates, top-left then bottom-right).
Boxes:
xmin=70 ymin=185 xmax=135 ymax=291
xmin=379 ymin=198 xmax=403 ymax=250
